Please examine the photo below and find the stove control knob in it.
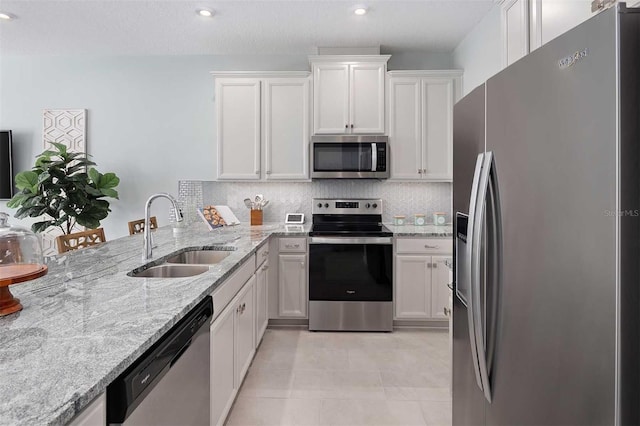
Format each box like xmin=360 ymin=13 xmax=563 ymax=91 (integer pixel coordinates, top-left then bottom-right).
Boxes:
xmin=372 ymin=203 xmax=378 ymax=209
xmin=317 ymin=203 xmax=323 ymax=208
xmin=324 ymin=203 xmax=329 ymax=208
xmin=365 ymin=203 xmax=371 ymax=209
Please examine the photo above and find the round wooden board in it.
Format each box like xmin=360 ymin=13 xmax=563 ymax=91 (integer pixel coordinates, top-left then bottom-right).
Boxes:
xmin=0 ymin=264 xmax=48 ymax=287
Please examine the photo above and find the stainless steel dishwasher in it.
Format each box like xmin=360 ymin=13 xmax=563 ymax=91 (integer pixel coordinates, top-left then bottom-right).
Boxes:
xmin=107 ymin=296 xmax=212 ymax=426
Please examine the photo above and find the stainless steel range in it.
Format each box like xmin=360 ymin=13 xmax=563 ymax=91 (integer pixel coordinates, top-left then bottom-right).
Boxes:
xmin=308 ymin=198 xmax=393 ymax=332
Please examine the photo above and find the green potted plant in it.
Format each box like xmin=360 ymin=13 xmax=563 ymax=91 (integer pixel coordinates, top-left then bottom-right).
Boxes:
xmin=7 ymin=142 xmax=120 ymax=234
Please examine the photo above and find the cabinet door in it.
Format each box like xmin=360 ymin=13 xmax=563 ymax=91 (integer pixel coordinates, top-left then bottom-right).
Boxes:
xmin=501 ymin=0 xmax=530 ymax=67
xmin=278 ymin=254 xmax=307 ymax=318
xmin=216 ymin=78 xmax=261 ymax=180
xmin=430 ymin=256 xmax=452 ymax=319
xmin=210 ymin=301 xmax=236 ymax=426
xmin=422 ymin=78 xmax=454 ymax=181
xmin=350 ymin=63 xmax=385 ymax=134
xmin=313 ymin=64 xmax=349 ymax=134
xmin=395 ymin=255 xmax=431 ymax=319
xmin=255 ymin=260 xmax=269 ymax=346
xmin=263 ymin=78 xmax=310 ymax=180
xmin=235 ymin=275 xmax=256 ymax=386
xmin=530 ymin=0 xmax=594 ymax=51
xmin=388 ymin=77 xmax=422 ymax=180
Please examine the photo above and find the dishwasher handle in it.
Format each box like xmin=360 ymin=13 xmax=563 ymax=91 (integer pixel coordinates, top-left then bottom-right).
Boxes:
xmin=170 ymin=338 xmax=193 ymax=368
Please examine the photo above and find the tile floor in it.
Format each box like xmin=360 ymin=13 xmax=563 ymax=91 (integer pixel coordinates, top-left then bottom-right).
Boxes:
xmin=226 ymin=328 xmax=452 ymax=426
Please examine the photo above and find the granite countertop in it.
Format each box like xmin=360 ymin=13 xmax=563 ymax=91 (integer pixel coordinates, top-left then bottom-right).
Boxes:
xmin=0 ymin=222 xmax=309 ymax=426
xmin=385 ymin=223 xmax=453 ymax=237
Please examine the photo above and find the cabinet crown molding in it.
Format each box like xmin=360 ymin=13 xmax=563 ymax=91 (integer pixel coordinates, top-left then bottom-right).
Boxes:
xmin=308 ymin=54 xmax=391 ymax=64
xmin=210 ymin=71 xmax=311 ymax=79
xmin=387 ymin=69 xmax=463 ymax=77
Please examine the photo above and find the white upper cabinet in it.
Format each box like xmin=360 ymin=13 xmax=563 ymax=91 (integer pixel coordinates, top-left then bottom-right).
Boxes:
xmin=311 ymin=56 xmax=389 ymax=134
xmin=502 ymin=0 xmax=530 ymax=67
xmin=502 ymin=0 xmax=596 ymax=66
xmin=216 ymin=78 xmax=262 ymax=180
xmin=529 ymin=0 xmax=594 ymax=51
xmin=387 ymin=71 xmax=461 ymax=181
xmin=263 ymin=78 xmax=310 ymax=180
xmin=313 ymin=64 xmax=350 ymax=134
xmin=213 ymin=72 xmax=311 ymax=181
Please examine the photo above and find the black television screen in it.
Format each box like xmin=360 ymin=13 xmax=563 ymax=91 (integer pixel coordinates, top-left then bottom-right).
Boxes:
xmin=0 ymin=130 xmax=13 ymax=199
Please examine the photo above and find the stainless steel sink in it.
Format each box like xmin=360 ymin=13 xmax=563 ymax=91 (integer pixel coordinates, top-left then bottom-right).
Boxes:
xmin=165 ymin=250 xmax=232 ymax=265
xmin=129 ymin=264 xmax=209 ymax=278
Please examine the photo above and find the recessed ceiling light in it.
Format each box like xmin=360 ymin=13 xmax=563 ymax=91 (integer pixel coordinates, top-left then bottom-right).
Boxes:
xmin=354 ymin=7 xmax=368 ymax=15
xmin=197 ymin=8 xmax=214 ymax=18
xmin=0 ymin=12 xmax=14 ymax=21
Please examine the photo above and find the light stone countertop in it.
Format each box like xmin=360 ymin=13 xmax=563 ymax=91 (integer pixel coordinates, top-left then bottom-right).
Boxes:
xmin=385 ymin=223 xmax=453 ymax=237
xmin=0 ymin=222 xmax=309 ymax=426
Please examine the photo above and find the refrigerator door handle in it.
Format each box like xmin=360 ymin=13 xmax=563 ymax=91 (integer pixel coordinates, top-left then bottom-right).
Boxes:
xmin=465 ymin=153 xmax=485 ymax=392
xmin=472 ymin=151 xmax=501 ymax=404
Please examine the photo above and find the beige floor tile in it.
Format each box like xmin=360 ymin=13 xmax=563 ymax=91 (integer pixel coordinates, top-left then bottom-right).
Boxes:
xmin=292 ymin=347 xmax=350 ymax=370
xmin=291 ymin=369 xmax=386 ymax=400
xmin=383 ymin=386 xmax=451 ymax=401
xmin=420 ymin=400 xmax=452 ymax=426
xmin=319 ymin=399 xmax=426 ymax=426
xmin=226 ymin=397 xmax=321 ymax=426
xmin=227 ymin=328 xmax=452 ymax=425
xmin=238 ymin=368 xmax=294 ymax=398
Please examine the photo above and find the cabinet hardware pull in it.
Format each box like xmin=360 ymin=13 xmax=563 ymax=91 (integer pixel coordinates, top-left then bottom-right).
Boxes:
xmin=285 ymin=244 xmax=300 ymax=248
xmin=256 ymin=170 xmax=260 ymax=175
xmin=425 ymin=245 xmax=439 ymax=249
xmin=444 ymin=307 xmax=451 ymax=316
xmin=266 ymin=170 xmax=271 ymax=175
xmin=427 ymin=263 xmax=432 ymax=268
xmin=345 ymin=124 xmax=349 ymax=129
xmin=350 ymin=124 xmax=354 ymax=129
xmin=262 ymin=265 xmax=268 ymax=271
xmin=262 ymin=251 xmax=268 ymax=257
xmin=418 ymin=169 xmax=422 ymax=174
xmin=432 ymin=263 xmax=438 ymax=268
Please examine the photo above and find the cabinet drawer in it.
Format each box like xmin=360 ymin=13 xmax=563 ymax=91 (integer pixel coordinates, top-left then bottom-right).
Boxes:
xmin=396 ymin=238 xmax=452 ymax=254
xmin=279 ymin=237 xmax=307 ymax=253
xmin=211 ymin=254 xmax=256 ymax=322
xmin=256 ymin=243 xmax=269 ymax=268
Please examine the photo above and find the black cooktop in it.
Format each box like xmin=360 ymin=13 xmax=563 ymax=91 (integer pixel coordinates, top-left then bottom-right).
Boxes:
xmin=309 ymin=222 xmax=393 ymax=237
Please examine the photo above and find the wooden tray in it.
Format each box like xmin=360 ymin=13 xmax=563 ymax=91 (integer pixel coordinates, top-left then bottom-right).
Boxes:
xmin=0 ymin=264 xmax=47 ymax=316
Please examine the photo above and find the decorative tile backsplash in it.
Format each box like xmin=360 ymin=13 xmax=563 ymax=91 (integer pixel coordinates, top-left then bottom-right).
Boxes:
xmin=178 ymin=180 xmax=452 ymax=225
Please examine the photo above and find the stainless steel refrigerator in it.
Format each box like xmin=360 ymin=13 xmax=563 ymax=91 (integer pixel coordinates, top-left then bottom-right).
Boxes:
xmin=452 ymin=4 xmax=640 ymax=425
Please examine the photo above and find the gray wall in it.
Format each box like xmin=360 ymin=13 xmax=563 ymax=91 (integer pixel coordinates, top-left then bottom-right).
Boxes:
xmin=0 ymin=52 xmax=453 ymax=239
xmin=453 ymin=4 xmax=502 ymax=96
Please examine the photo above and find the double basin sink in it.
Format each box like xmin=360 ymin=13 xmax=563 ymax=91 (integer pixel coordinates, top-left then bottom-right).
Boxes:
xmin=129 ymin=248 xmax=234 ymax=278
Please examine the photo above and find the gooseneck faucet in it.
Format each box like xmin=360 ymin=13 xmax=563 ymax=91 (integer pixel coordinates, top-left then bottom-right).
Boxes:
xmin=143 ymin=193 xmax=183 ymax=261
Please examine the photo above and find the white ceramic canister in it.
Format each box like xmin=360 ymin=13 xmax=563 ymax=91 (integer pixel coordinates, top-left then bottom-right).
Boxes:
xmin=433 ymin=212 xmax=447 ymax=226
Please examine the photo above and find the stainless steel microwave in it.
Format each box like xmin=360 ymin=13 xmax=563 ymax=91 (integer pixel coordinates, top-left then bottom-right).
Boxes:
xmin=311 ymin=135 xmax=389 ymax=179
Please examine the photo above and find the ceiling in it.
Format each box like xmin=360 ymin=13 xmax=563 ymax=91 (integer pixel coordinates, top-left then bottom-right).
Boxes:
xmin=0 ymin=0 xmax=494 ymax=56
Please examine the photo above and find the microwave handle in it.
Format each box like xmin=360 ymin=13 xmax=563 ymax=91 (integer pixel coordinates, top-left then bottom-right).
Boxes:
xmin=371 ymin=143 xmax=377 ymax=172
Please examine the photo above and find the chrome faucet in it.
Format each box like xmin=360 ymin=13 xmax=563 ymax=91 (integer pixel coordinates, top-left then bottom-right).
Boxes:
xmin=143 ymin=193 xmax=183 ymax=261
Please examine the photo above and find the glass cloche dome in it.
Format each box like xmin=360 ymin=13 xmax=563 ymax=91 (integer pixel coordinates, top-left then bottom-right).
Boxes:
xmin=0 ymin=212 xmax=47 ymax=316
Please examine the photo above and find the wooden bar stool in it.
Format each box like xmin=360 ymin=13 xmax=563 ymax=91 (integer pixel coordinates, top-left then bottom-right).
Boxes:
xmin=128 ymin=217 xmax=158 ymax=235
xmin=56 ymin=228 xmax=106 ymax=254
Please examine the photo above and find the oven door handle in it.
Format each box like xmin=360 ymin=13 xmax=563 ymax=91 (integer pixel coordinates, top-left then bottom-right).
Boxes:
xmin=309 ymin=237 xmax=393 ymax=245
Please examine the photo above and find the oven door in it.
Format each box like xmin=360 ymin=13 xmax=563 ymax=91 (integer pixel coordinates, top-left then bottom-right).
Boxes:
xmin=312 ymin=143 xmax=380 ymax=179
xmin=309 ymin=237 xmax=393 ymax=301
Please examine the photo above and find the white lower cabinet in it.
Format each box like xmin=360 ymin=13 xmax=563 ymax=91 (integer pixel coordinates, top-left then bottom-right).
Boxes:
xmin=210 ymin=299 xmax=236 ymax=426
xmin=235 ymin=276 xmax=256 ymax=385
xmin=210 ymin=258 xmax=265 ymax=426
xmin=430 ymin=256 xmax=452 ymax=319
xmin=278 ymin=253 xmax=307 ymax=318
xmin=255 ymin=259 xmax=269 ymax=346
xmin=395 ymin=255 xmax=433 ymax=319
xmin=394 ymin=238 xmax=452 ymax=321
